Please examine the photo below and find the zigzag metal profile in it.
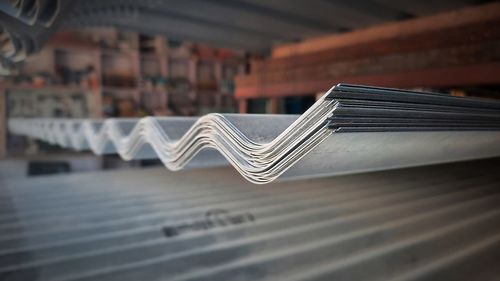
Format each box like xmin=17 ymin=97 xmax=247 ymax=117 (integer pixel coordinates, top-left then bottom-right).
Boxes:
xmin=9 ymin=91 xmax=335 ymax=184
xmin=8 ymin=84 xmax=500 ymax=184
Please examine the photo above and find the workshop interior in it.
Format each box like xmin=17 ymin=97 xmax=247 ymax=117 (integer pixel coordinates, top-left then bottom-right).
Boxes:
xmin=1 ymin=1 xmax=500 ymax=280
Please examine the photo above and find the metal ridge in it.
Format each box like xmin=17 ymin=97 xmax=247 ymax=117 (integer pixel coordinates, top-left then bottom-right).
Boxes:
xmin=1 ymin=159 xmax=500 ymax=280
xmin=8 ymin=84 xmax=500 ymax=184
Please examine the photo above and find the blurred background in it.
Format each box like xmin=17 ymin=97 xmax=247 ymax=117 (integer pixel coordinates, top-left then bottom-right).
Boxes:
xmin=1 ymin=0 xmax=500 ymax=174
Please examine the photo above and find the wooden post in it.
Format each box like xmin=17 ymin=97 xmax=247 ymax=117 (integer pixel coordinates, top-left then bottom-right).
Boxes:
xmin=0 ymin=87 xmax=6 ymax=158
xmin=188 ymin=56 xmax=198 ymax=104
xmin=267 ymin=98 xmax=280 ymax=114
xmin=156 ymin=36 xmax=169 ymax=77
xmin=93 ymin=49 xmax=103 ymax=118
xmin=152 ymin=36 xmax=170 ymax=112
xmin=214 ymin=61 xmax=223 ymax=109
xmin=238 ymin=99 xmax=248 ymax=113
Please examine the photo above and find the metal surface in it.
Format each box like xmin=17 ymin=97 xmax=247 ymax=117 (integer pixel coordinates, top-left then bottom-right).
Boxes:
xmin=9 ymin=84 xmax=500 ymax=183
xmin=9 ymin=84 xmax=500 ymax=184
xmin=1 ymin=158 xmax=500 ymax=280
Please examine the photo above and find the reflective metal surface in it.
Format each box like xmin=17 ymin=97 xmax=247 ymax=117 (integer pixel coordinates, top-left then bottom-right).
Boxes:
xmin=1 ymin=158 xmax=500 ymax=280
xmin=9 ymin=84 xmax=500 ymax=184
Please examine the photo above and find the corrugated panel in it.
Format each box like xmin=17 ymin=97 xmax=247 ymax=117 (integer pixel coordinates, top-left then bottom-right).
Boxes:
xmin=8 ymin=84 xmax=500 ymax=184
xmin=1 ymin=158 xmax=500 ymax=280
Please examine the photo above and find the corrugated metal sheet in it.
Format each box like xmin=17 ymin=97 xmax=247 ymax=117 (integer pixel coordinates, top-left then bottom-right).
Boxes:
xmin=8 ymin=84 xmax=500 ymax=184
xmin=1 ymin=158 xmax=500 ymax=280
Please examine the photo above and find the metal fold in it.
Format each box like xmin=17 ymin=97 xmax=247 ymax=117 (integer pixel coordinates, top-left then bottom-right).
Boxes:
xmin=8 ymin=84 xmax=500 ymax=184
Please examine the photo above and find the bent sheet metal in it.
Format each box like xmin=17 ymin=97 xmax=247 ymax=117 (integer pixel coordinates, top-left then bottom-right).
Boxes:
xmin=9 ymin=84 xmax=500 ymax=184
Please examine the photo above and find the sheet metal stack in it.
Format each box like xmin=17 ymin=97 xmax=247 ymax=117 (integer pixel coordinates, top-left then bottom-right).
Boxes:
xmin=8 ymin=84 xmax=500 ymax=184
xmin=326 ymin=84 xmax=500 ymax=132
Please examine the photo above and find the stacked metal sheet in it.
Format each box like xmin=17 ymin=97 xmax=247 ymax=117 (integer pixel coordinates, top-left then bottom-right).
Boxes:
xmin=8 ymin=84 xmax=500 ymax=184
xmin=1 ymin=159 xmax=500 ymax=281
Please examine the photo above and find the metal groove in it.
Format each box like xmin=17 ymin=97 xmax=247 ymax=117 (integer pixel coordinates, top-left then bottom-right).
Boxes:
xmin=2 ymin=167 xmax=495 ymax=252
xmin=1 ymin=163 xmax=486 ymax=231
xmin=8 ymin=84 xmax=500 ymax=184
xmin=2 ymin=179 xmax=498 ymax=276
xmin=50 ymin=191 xmax=500 ymax=281
xmin=167 ymin=199 xmax=500 ymax=281
xmin=1 ymin=158 xmax=499 ymax=280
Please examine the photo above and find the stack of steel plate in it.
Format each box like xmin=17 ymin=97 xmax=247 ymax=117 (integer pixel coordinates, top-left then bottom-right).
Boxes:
xmin=1 ymin=159 xmax=500 ymax=281
xmin=8 ymin=84 xmax=500 ymax=184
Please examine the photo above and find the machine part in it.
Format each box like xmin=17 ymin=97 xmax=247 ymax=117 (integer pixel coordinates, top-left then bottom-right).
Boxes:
xmin=1 ymin=158 xmax=500 ymax=280
xmin=0 ymin=0 xmax=59 ymax=26
xmin=8 ymin=84 xmax=500 ymax=184
xmin=0 ymin=0 xmax=69 ymax=66
xmin=37 ymin=0 xmax=60 ymax=27
xmin=0 ymin=26 xmax=16 ymax=57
